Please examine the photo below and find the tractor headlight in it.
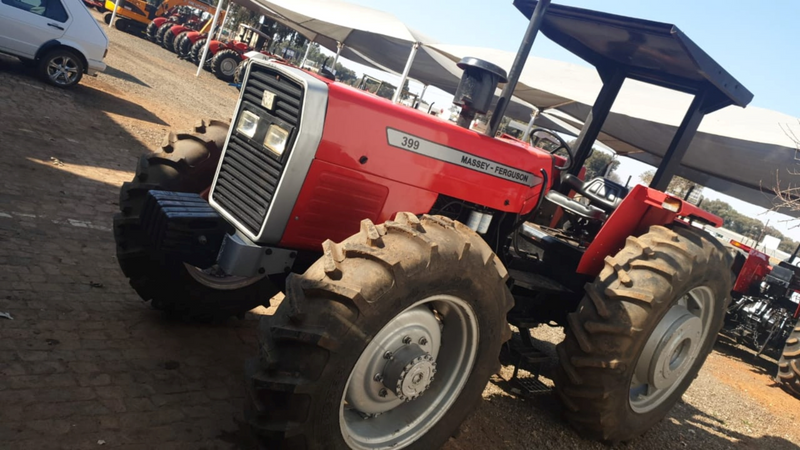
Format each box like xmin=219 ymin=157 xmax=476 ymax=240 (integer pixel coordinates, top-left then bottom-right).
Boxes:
xmin=264 ymin=124 xmax=289 ymax=156
xmin=236 ymin=110 xmax=259 ymax=138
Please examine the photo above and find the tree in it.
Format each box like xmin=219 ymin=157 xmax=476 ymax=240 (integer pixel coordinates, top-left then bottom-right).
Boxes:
xmin=640 ymin=170 xmax=701 ymax=198
xmin=700 ymin=198 xmax=799 ymax=253
xmin=584 ymin=150 xmax=620 ymax=181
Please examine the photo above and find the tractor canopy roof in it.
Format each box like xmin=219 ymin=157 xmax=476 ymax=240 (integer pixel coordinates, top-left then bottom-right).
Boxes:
xmin=513 ymin=1 xmax=752 ymax=113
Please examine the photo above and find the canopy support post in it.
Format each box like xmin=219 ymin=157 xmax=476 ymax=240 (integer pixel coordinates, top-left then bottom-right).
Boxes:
xmin=487 ymin=0 xmax=550 ymax=136
xmin=419 ymin=84 xmax=428 ymax=101
xmin=218 ymin=3 xmax=232 ymax=39
xmin=650 ymin=91 xmax=710 ymax=191
xmin=332 ymin=42 xmax=344 ymax=72
xmin=392 ymin=42 xmax=420 ymax=104
xmin=195 ymin=0 xmax=224 ymax=77
xmin=108 ymin=0 xmax=122 ymax=28
xmin=568 ymin=68 xmax=625 ymax=176
xmin=523 ymin=107 xmax=540 ymax=142
xmin=300 ymin=41 xmax=313 ymax=68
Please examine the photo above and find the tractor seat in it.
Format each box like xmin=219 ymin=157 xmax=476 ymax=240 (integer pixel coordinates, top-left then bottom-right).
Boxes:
xmin=563 ymin=174 xmax=629 ymax=213
xmin=544 ymin=190 xmax=607 ymax=221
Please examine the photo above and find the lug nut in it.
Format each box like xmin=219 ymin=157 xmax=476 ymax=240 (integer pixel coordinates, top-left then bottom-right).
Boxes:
xmin=419 ymin=337 xmax=428 ymax=346
xmin=378 ymin=388 xmax=388 ymax=397
xmin=402 ymin=336 xmax=411 ymax=345
xmin=383 ymin=351 xmax=393 ymax=360
xmin=373 ymin=373 xmax=383 ymax=382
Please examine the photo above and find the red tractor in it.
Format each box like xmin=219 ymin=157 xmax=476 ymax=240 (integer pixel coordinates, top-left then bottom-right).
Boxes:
xmin=724 ymin=240 xmax=800 ymax=396
xmin=113 ymin=1 xmax=753 ymax=447
xmin=195 ymin=25 xmax=274 ymax=82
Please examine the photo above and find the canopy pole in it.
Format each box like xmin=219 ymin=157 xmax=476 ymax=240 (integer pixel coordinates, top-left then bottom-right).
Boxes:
xmin=419 ymin=84 xmax=428 ymax=101
xmin=300 ymin=41 xmax=312 ymax=68
xmin=392 ymin=42 xmax=420 ymax=104
xmin=487 ymin=0 xmax=550 ymax=136
xmin=195 ymin=0 xmax=224 ymax=77
xmin=332 ymin=42 xmax=344 ymax=72
xmin=218 ymin=3 xmax=232 ymax=39
xmin=108 ymin=0 xmax=122 ymax=28
xmin=523 ymin=107 xmax=540 ymax=142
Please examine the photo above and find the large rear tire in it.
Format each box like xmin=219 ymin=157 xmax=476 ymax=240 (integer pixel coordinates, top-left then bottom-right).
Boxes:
xmin=162 ymin=28 xmax=178 ymax=51
xmin=777 ymin=326 xmax=800 ymax=397
xmin=172 ymin=31 xmax=190 ymax=54
xmin=555 ymin=225 xmax=731 ymax=442
xmin=145 ymin=21 xmax=159 ymax=41
xmin=211 ymin=49 xmax=240 ymax=82
xmin=245 ymin=213 xmax=513 ymax=449
xmin=154 ymin=22 xmax=174 ymax=45
xmin=190 ymin=38 xmax=207 ymax=64
xmin=113 ymin=119 xmax=280 ymax=321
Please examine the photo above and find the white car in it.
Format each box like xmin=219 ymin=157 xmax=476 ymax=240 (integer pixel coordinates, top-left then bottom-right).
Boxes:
xmin=0 ymin=0 xmax=108 ymax=87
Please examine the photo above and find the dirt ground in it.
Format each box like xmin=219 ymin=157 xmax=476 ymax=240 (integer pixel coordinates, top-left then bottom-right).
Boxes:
xmin=0 ymin=12 xmax=799 ymax=449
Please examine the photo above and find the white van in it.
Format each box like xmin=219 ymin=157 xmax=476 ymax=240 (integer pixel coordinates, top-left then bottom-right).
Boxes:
xmin=0 ymin=0 xmax=108 ymax=88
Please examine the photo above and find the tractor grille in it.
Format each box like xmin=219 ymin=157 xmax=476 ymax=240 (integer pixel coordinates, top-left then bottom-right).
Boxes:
xmin=212 ymin=64 xmax=304 ymax=236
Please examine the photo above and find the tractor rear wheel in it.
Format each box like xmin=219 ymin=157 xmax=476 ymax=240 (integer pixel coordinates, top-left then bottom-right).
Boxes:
xmin=777 ymin=326 xmax=800 ymax=397
xmin=113 ymin=119 xmax=279 ymax=321
xmin=211 ymin=49 xmax=240 ymax=82
xmin=154 ymin=22 xmax=173 ymax=44
xmin=145 ymin=21 xmax=159 ymax=41
xmin=190 ymin=38 xmax=207 ymax=64
xmin=172 ymin=31 xmax=190 ymax=54
xmin=245 ymin=213 xmax=513 ymax=449
xmin=162 ymin=29 xmax=178 ymax=51
xmin=555 ymin=225 xmax=731 ymax=442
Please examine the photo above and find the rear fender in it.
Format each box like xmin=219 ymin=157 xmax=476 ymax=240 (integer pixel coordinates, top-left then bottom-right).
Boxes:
xmin=576 ymin=185 xmax=722 ymax=276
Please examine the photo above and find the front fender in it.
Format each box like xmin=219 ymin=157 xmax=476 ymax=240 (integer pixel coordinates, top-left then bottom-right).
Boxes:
xmin=576 ymin=185 xmax=722 ymax=276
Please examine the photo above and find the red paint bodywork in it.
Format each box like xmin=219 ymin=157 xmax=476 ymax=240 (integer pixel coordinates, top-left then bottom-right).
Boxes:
xmin=729 ymin=241 xmax=772 ymax=294
xmin=576 ymin=185 xmax=722 ymax=275
xmin=275 ymin=74 xmax=723 ymax=278
xmin=152 ymin=17 xmax=169 ymax=28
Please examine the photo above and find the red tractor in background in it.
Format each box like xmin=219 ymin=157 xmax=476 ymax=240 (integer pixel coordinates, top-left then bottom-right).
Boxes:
xmin=192 ymin=24 xmax=275 ymax=82
xmin=724 ymin=240 xmax=800 ymax=396
xmin=113 ymin=1 xmax=755 ymax=448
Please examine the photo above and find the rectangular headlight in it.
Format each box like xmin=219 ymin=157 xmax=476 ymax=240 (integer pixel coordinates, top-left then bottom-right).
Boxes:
xmin=264 ymin=124 xmax=289 ymax=156
xmin=236 ymin=110 xmax=259 ymax=138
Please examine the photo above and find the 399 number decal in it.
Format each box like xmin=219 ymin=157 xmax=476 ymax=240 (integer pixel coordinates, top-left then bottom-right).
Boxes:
xmin=401 ymin=136 xmax=420 ymax=150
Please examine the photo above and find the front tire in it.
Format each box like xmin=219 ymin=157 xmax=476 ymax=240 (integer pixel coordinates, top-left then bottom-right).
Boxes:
xmin=777 ymin=326 xmax=800 ymax=397
xmin=113 ymin=120 xmax=279 ymax=321
xmin=556 ymin=225 xmax=731 ymax=442
xmin=246 ymin=213 xmax=513 ymax=449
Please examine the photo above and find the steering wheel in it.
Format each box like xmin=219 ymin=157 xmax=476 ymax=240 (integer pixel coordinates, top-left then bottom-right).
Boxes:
xmin=529 ymin=127 xmax=574 ymax=171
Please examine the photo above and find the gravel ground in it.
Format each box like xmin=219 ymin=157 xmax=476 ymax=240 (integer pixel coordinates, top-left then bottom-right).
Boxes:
xmin=0 ymin=11 xmax=799 ymax=449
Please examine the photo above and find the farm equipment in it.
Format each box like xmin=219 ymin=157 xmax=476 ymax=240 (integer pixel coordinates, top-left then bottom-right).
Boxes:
xmin=201 ymin=24 xmax=274 ymax=82
xmin=103 ymin=0 xmax=218 ymax=36
xmin=113 ymin=1 xmax=753 ymax=447
xmin=723 ymin=240 xmax=800 ymax=396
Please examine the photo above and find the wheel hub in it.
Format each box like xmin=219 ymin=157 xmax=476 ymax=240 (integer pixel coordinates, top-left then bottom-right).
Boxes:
xmin=630 ymin=286 xmax=715 ymax=413
xmin=382 ymin=344 xmax=436 ymax=401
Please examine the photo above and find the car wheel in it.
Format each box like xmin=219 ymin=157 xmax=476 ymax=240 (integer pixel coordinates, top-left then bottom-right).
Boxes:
xmin=38 ymin=49 xmax=84 ymax=88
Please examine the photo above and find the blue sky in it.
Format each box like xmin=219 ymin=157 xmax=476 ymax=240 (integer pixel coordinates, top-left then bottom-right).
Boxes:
xmin=327 ymin=0 xmax=800 ymax=241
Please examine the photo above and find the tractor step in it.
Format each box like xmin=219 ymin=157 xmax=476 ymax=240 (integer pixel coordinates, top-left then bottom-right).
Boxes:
xmin=506 ymin=329 xmax=553 ymax=397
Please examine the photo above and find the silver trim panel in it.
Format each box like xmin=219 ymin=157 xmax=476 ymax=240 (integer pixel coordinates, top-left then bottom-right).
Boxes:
xmin=209 ymin=60 xmax=329 ymax=244
xmin=386 ymin=128 xmax=539 ymax=187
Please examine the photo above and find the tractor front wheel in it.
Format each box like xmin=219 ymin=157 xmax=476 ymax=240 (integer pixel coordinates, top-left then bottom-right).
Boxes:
xmin=556 ymin=225 xmax=731 ymax=442
xmin=211 ymin=49 xmax=240 ymax=82
xmin=777 ymin=326 xmax=800 ymax=397
xmin=113 ymin=119 xmax=279 ymax=321
xmin=233 ymin=60 xmax=247 ymax=85
xmin=245 ymin=214 xmax=513 ymax=449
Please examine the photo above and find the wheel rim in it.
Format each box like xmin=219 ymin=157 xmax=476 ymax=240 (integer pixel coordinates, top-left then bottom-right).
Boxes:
xmin=630 ymin=286 xmax=715 ymax=413
xmin=185 ymin=264 xmax=263 ymax=290
xmin=220 ymin=57 xmax=238 ymax=75
xmin=340 ymin=294 xmax=479 ymax=449
xmin=47 ymin=55 xmax=79 ymax=85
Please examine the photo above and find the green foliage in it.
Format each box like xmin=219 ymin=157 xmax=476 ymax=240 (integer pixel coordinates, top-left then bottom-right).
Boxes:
xmin=699 ymin=199 xmax=798 ymax=253
xmin=584 ymin=150 xmax=620 ymax=181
